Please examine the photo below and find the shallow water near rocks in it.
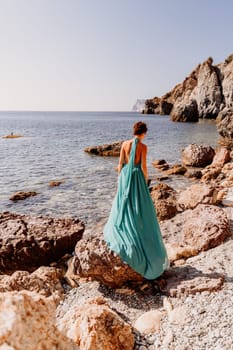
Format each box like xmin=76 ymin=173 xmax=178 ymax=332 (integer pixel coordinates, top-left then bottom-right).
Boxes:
xmin=0 ymin=111 xmax=218 ymax=231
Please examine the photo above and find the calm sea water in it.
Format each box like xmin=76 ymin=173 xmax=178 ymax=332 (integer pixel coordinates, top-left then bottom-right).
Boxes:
xmin=0 ymin=111 xmax=218 ymax=231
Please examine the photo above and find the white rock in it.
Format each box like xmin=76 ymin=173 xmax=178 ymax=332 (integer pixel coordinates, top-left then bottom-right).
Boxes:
xmin=134 ymin=310 xmax=162 ymax=334
xmin=168 ymin=305 xmax=191 ymax=325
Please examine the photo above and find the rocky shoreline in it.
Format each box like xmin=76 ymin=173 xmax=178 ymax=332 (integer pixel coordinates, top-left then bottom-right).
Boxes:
xmin=142 ymin=54 xmax=233 ymax=148
xmin=0 ymin=142 xmax=233 ymax=349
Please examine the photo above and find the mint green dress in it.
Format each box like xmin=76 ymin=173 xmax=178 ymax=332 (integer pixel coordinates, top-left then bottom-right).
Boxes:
xmin=104 ymin=138 xmax=169 ymax=280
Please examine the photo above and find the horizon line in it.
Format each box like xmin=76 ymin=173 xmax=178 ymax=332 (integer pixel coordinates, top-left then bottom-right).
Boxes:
xmin=0 ymin=109 xmax=137 ymax=113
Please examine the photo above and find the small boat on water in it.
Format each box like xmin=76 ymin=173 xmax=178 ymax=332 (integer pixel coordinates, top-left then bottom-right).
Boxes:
xmin=2 ymin=132 xmax=23 ymax=139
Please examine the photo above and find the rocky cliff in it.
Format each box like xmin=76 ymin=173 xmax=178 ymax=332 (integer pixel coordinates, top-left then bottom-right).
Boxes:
xmin=143 ymin=54 xmax=233 ymax=145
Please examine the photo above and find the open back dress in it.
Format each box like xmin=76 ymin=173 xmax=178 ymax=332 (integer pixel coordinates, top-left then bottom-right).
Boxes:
xmin=103 ymin=137 xmax=169 ymax=279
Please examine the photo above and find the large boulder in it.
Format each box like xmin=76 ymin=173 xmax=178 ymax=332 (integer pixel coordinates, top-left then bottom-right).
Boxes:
xmin=181 ymin=206 xmax=230 ymax=251
xmin=161 ymin=204 xmax=231 ymax=262
xmin=0 ymin=291 xmax=78 ymax=350
xmin=190 ymin=58 xmax=223 ymax=119
xmin=84 ymin=141 xmax=123 ymax=156
xmin=0 ymin=212 xmax=84 ymax=272
xmin=0 ymin=266 xmax=64 ymax=302
xmin=57 ymin=297 xmax=135 ymax=350
xmin=73 ymin=234 xmax=143 ymax=288
xmin=182 ymin=144 xmax=215 ymax=167
xmin=150 ymin=183 xmax=178 ymax=221
xmin=216 ymin=108 xmax=233 ymax=147
xmin=170 ymin=57 xmax=223 ymax=122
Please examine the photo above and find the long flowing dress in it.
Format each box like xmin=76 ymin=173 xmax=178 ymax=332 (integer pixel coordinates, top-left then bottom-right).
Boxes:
xmin=103 ymin=137 xmax=169 ymax=279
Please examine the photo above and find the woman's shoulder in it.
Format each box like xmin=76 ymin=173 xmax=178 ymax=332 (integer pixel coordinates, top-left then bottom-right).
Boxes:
xmin=122 ymin=139 xmax=133 ymax=147
xmin=139 ymin=141 xmax=147 ymax=150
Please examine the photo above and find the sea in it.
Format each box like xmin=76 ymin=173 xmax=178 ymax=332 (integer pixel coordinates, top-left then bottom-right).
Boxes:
xmin=0 ymin=111 xmax=218 ymax=231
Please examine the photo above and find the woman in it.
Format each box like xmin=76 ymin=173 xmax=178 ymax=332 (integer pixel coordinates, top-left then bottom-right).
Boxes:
xmin=103 ymin=121 xmax=169 ymax=279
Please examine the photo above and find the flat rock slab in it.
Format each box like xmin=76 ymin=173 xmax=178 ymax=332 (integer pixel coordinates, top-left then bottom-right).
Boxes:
xmin=177 ymin=183 xmax=219 ymax=210
xmin=84 ymin=141 xmax=123 ymax=156
xmin=9 ymin=191 xmax=38 ymax=201
xmin=0 ymin=212 xmax=85 ymax=272
xmin=158 ymin=265 xmax=224 ymax=297
xmin=163 ymin=164 xmax=187 ymax=175
xmin=161 ymin=204 xmax=231 ymax=262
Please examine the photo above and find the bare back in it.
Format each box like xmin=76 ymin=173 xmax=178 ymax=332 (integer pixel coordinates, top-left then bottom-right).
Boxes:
xmin=122 ymin=139 xmax=144 ymax=164
xmin=118 ymin=138 xmax=148 ymax=180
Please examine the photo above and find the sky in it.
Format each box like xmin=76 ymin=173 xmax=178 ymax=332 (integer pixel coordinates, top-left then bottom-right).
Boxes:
xmin=0 ymin=0 xmax=232 ymax=111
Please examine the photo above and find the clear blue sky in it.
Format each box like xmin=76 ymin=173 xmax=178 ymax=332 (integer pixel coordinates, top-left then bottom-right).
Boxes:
xmin=0 ymin=0 xmax=232 ymax=111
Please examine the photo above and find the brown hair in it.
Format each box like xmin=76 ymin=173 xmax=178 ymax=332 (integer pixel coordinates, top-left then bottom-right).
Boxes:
xmin=133 ymin=121 xmax=148 ymax=135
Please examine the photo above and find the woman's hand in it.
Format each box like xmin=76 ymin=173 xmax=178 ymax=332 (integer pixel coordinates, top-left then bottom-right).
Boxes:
xmin=117 ymin=164 xmax=123 ymax=174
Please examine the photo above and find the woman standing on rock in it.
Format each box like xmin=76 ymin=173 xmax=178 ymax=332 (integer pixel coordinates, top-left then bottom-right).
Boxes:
xmin=104 ymin=121 xmax=169 ymax=279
